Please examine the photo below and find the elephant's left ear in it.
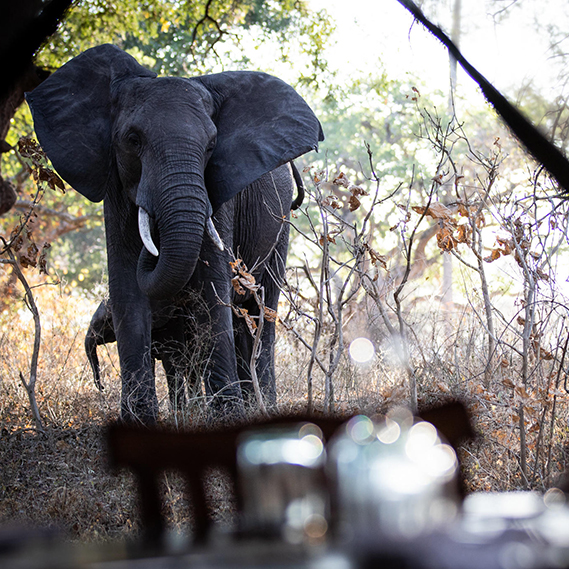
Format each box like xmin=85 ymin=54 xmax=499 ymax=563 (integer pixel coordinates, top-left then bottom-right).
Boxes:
xmin=195 ymin=71 xmax=324 ymax=211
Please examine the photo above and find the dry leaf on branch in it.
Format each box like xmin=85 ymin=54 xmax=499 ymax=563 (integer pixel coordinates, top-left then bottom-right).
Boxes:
xmin=502 ymin=377 xmax=515 ymax=388
xmin=319 ymin=234 xmax=336 ymax=246
xmin=38 ymin=244 xmax=51 ymax=275
xmin=231 ymin=276 xmax=246 ymax=295
xmin=230 ymin=259 xmax=259 ymax=294
xmin=348 ymin=194 xmax=361 ymax=212
xmin=436 ymin=227 xmax=457 ymax=252
xmin=264 ymin=307 xmax=278 ymax=323
xmin=412 ymin=202 xmax=454 ymax=221
xmin=18 ymin=137 xmax=65 ymax=193
xmin=322 ymin=196 xmax=341 ymax=209
xmin=484 ymin=248 xmax=502 ymax=263
xmin=457 ymin=203 xmax=470 ymax=217
xmin=313 ymin=170 xmax=325 ymax=184
xmin=531 ymin=339 xmax=553 ymax=360
xmin=235 ymin=307 xmax=257 ymax=335
xmin=364 ymin=243 xmax=388 ymax=269
xmin=332 ymin=172 xmax=351 ymax=188
xmin=514 ymin=386 xmax=531 ymax=400
xmin=455 ymin=224 xmax=471 ymax=244
xmin=536 ymin=267 xmax=550 ymax=282
xmin=475 ymin=213 xmax=486 ymax=228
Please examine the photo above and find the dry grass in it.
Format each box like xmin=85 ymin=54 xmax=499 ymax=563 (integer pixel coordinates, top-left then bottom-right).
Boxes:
xmin=0 ymin=271 xmax=569 ymax=545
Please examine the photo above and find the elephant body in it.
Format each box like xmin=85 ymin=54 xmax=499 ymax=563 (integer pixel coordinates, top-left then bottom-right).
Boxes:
xmin=27 ymin=45 xmax=323 ymax=423
xmin=85 ymin=297 xmax=203 ymax=412
xmin=86 ymin=164 xmax=302 ymax=413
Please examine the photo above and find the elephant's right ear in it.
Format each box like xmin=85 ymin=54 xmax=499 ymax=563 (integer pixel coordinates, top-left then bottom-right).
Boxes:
xmin=26 ymin=44 xmax=156 ymax=202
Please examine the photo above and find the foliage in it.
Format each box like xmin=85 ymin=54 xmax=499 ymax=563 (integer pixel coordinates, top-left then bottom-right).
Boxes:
xmin=37 ymin=0 xmax=334 ymax=78
xmin=2 ymin=84 xmax=569 ymax=540
xmin=281 ymin=90 xmax=569 ymax=490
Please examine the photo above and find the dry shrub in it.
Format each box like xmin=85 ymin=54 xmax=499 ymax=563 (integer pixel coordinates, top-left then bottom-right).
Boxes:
xmin=3 ymin=135 xmax=569 ymax=543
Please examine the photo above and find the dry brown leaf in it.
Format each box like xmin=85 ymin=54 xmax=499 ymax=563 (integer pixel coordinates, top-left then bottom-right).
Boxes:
xmin=527 ymin=423 xmax=540 ymax=434
xmin=536 ymin=268 xmax=550 ymax=281
xmin=350 ymin=185 xmax=368 ymax=197
xmin=319 ymin=234 xmax=336 ymax=246
xmin=412 ymin=202 xmax=453 ymax=221
xmin=455 ymin=224 xmax=470 ymax=244
xmin=264 ymin=307 xmax=278 ymax=323
xmin=475 ymin=213 xmax=486 ymax=228
xmin=348 ymin=194 xmax=361 ymax=212
xmin=515 ymin=386 xmax=530 ymax=400
xmin=38 ymin=244 xmax=51 ymax=275
xmin=235 ymin=307 xmax=257 ymax=335
xmin=436 ymin=227 xmax=457 ymax=252
xmin=457 ymin=204 xmax=470 ymax=217
xmin=484 ymin=249 xmax=501 ymax=263
xmin=231 ymin=276 xmax=245 ymax=295
xmin=495 ymin=237 xmax=513 ymax=256
xmin=365 ymin=243 xmax=388 ymax=269
xmin=332 ymin=172 xmax=350 ymax=188
xmin=323 ymin=196 xmax=341 ymax=209
xmin=20 ymin=255 xmax=36 ymax=268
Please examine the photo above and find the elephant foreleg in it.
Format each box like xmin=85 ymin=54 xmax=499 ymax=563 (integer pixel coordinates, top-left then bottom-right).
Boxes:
xmin=113 ymin=303 xmax=157 ymax=423
xmin=191 ymin=259 xmax=244 ymax=418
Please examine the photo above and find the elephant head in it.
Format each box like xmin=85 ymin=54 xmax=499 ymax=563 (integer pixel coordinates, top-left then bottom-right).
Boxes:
xmin=26 ymin=44 xmax=324 ymax=299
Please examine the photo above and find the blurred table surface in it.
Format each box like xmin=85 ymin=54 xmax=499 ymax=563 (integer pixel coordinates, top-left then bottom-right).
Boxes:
xmin=3 ymin=491 xmax=569 ymax=569
xmin=3 ymin=522 xmax=569 ymax=569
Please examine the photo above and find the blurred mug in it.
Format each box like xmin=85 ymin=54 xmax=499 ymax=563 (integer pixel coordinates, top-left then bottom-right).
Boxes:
xmin=237 ymin=422 xmax=329 ymax=544
xmin=328 ymin=408 xmax=459 ymax=541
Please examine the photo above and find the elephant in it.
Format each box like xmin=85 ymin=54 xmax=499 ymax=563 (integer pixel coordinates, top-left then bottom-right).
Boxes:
xmin=85 ymin=298 xmax=205 ymax=413
xmin=27 ymin=44 xmax=323 ymax=423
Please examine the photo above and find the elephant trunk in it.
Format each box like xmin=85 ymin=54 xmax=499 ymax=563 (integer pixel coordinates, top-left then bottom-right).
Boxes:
xmin=136 ymin=165 xmax=209 ymax=300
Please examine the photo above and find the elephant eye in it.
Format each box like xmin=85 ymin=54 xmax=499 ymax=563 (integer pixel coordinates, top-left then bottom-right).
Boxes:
xmin=126 ymin=131 xmax=142 ymax=150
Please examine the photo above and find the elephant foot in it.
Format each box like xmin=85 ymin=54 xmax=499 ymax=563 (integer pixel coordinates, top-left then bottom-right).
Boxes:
xmin=207 ymin=395 xmax=245 ymax=425
xmin=240 ymin=379 xmax=277 ymax=412
xmin=120 ymin=398 xmax=159 ymax=426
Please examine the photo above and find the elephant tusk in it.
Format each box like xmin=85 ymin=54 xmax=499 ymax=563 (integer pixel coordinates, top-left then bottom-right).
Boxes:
xmin=206 ymin=217 xmax=224 ymax=252
xmin=138 ymin=207 xmax=159 ymax=257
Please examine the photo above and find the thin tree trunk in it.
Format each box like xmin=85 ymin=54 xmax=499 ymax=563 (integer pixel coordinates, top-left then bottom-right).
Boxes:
xmin=6 ymin=249 xmax=44 ymax=430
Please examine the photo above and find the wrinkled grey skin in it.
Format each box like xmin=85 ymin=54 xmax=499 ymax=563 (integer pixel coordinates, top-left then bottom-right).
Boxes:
xmin=85 ymin=298 xmax=207 ymax=412
xmin=27 ymin=45 xmax=323 ymax=423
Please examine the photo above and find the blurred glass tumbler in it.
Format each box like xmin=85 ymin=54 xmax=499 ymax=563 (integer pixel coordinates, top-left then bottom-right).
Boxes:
xmin=328 ymin=409 xmax=459 ymax=540
xmin=237 ymin=423 xmax=329 ymax=544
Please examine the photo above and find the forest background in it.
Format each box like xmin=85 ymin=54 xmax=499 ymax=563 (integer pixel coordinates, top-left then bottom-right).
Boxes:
xmin=2 ymin=0 xmax=569 ymax=540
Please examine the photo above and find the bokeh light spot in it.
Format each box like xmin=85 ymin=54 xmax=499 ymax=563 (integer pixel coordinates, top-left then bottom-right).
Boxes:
xmin=349 ymin=337 xmax=375 ymax=364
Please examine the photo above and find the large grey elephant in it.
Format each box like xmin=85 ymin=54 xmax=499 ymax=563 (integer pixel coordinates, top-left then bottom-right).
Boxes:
xmin=27 ymin=44 xmax=323 ymax=423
